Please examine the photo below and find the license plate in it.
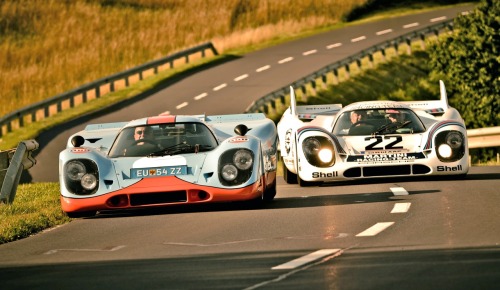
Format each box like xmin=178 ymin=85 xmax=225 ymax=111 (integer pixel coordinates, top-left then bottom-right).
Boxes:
xmin=131 ymin=166 xmax=187 ymax=178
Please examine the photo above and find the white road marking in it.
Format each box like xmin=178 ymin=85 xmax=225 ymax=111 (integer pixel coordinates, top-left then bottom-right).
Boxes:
xmin=271 ymin=249 xmax=341 ymax=270
xmin=176 ymin=102 xmax=188 ymax=109
xmin=326 ymin=42 xmax=342 ymax=49
xmin=391 ymin=187 xmax=409 ymax=196
xmin=193 ymin=92 xmax=207 ymax=100
xmin=256 ymin=65 xmax=271 ymax=72
xmin=430 ymin=16 xmax=447 ymax=22
xmin=45 ymin=245 xmax=126 ymax=255
xmin=278 ymin=57 xmax=294 ymax=64
xmin=302 ymin=49 xmax=317 ymax=56
xmin=351 ymin=36 xmax=366 ymax=42
xmin=161 ymin=110 xmax=171 ymax=115
xmin=391 ymin=202 xmax=412 ymax=213
xmin=164 ymin=239 xmax=265 ymax=247
xmin=245 ymin=249 xmax=344 ymax=290
xmin=213 ymin=83 xmax=227 ymax=91
xmin=234 ymin=74 xmax=249 ymax=81
xmin=356 ymin=222 xmax=394 ymax=237
xmin=403 ymin=22 xmax=419 ymax=28
xmin=376 ymin=29 xmax=393 ymax=35
xmin=461 ymin=11 xmax=470 ymax=15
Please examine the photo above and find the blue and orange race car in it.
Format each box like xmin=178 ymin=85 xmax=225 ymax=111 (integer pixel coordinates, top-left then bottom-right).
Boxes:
xmin=59 ymin=113 xmax=277 ymax=217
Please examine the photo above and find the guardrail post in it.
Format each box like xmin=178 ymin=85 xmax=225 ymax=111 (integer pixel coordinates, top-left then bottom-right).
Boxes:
xmin=0 ymin=140 xmax=39 ymax=204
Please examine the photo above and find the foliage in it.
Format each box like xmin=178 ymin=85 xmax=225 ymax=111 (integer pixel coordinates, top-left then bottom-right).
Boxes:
xmin=429 ymin=0 xmax=499 ymax=129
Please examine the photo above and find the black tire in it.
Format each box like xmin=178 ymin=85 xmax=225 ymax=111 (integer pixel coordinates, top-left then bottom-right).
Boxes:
xmin=298 ymin=177 xmax=320 ymax=187
xmin=263 ymin=180 xmax=277 ymax=201
xmin=282 ymin=158 xmax=298 ymax=184
xmin=66 ymin=211 xmax=97 ymax=218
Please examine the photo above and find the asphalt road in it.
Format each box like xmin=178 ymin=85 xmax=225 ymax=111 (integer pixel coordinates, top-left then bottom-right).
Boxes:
xmin=28 ymin=5 xmax=473 ymax=182
xmin=1 ymin=166 xmax=499 ymax=289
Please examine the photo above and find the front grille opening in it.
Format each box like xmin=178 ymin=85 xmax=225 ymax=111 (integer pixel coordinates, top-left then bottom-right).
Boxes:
xmin=412 ymin=164 xmax=431 ymax=174
xmin=344 ymin=167 xmax=362 ymax=178
xmin=363 ymin=165 xmax=411 ymax=177
xmin=130 ymin=191 xmax=187 ymax=206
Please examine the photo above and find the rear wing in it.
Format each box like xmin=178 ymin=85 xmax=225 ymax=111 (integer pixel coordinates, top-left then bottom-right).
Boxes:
xmin=288 ymin=86 xmax=342 ymax=120
xmin=403 ymin=80 xmax=450 ymax=116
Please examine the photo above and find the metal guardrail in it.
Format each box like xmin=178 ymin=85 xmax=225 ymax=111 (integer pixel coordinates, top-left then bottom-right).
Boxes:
xmin=245 ymin=19 xmax=455 ymax=114
xmin=467 ymin=127 xmax=500 ymax=149
xmin=0 ymin=42 xmax=218 ymax=138
xmin=0 ymin=140 xmax=39 ymax=204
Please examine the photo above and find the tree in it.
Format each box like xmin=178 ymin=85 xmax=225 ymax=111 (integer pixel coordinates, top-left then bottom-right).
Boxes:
xmin=429 ymin=0 xmax=499 ymax=129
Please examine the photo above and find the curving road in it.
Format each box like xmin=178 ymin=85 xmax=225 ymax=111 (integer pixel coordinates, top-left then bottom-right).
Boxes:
xmin=29 ymin=5 xmax=472 ymax=182
xmin=4 ymin=5 xmax=499 ymax=289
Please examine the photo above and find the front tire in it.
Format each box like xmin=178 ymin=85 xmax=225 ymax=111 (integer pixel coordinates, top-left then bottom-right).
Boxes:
xmin=282 ymin=158 xmax=297 ymax=184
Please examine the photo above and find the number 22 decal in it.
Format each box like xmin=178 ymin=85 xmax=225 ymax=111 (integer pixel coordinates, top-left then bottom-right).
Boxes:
xmin=365 ymin=136 xmax=403 ymax=150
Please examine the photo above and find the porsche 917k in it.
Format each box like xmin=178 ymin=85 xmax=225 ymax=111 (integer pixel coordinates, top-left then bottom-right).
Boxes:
xmin=59 ymin=113 xmax=277 ymax=217
xmin=277 ymin=81 xmax=469 ymax=186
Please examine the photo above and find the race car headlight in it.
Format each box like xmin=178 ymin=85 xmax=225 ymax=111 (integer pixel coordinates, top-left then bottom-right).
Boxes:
xmin=64 ymin=159 xmax=99 ymax=195
xmin=446 ymin=131 xmax=463 ymax=149
xmin=219 ymin=149 xmax=254 ymax=186
xmin=438 ymin=144 xmax=452 ymax=158
xmin=66 ymin=160 xmax=86 ymax=181
xmin=221 ymin=164 xmax=238 ymax=181
xmin=435 ymin=131 xmax=465 ymax=162
xmin=81 ymin=173 xmax=98 ymax=191
xmin=302 ymin=136 xmax=335 ymax=167
xmin=233 ymin=149 xmax=253 ymax=170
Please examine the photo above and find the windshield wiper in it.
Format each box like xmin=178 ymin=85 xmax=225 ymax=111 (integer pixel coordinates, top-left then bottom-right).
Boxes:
xmin=374 ymin=120 xmax=412 ymax=135
xmin=148 ymin=142 xmax=192 ymax=157
xmin=148 ymin=142 xmax=213 ymax=157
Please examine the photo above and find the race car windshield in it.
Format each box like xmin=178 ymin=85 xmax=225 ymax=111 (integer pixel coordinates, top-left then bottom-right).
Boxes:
xmin=332 ymin=108 xmax=426 ymax=136
xmin=108 ymin=122 xmax=218 ymax=157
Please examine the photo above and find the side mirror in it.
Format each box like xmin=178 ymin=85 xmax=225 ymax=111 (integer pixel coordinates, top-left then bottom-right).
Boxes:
xmin=234 ymin=124 xmax=248 ymax=136
xmin=71 ymin=135 xmax=85 ymax=147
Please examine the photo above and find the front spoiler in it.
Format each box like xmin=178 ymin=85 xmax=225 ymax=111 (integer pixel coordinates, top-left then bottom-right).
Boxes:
xmin=61 ymin=176 xmax=264 ymax=213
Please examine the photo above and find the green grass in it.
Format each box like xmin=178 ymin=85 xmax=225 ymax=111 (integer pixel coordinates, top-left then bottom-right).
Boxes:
xmin=0 ymin=183 xmax=70 ymax=244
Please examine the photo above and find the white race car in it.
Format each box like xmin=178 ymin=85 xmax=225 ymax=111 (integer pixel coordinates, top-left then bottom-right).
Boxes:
xmin=277 ymin=81 xmax=469 ymax=186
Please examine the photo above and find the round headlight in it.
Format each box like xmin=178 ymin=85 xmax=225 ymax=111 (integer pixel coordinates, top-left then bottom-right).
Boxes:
xmin=221 ymin=164 xmax=238 ymax=181
xmin=303 ymin=138 xmax=321 ymax=155
xmin=233 ymin=149 xmax=253 ymax=170
xmin=446 ymin=132 xmax=463 ymax=149
xmin=318 ymin=149 xmax=333 ymax=163
xmin=66 ymin=161 xmax=86 ymax=181
xmin=438 ymin=144 xmax=452 ymax=158
xmin=81 ymin=173 xmax=98 ymax=190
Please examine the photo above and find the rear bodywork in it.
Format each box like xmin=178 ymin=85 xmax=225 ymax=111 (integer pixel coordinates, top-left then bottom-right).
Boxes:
xmin=59 ymin=113 xmax=277 ymax=216
xmin=277 ymin=81 xmax=469 ymax=186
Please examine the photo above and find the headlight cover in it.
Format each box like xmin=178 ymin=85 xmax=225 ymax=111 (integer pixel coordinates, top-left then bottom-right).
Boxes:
xmin=302 ymin=136 xmax=335 ymax=167
xmin=435 ymin=131 xmax=465 ymax=162
xmin=64 ymin=159 xmax=99 ymax=195
xmin=219 ymin=149 xmax=254 ymax=186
